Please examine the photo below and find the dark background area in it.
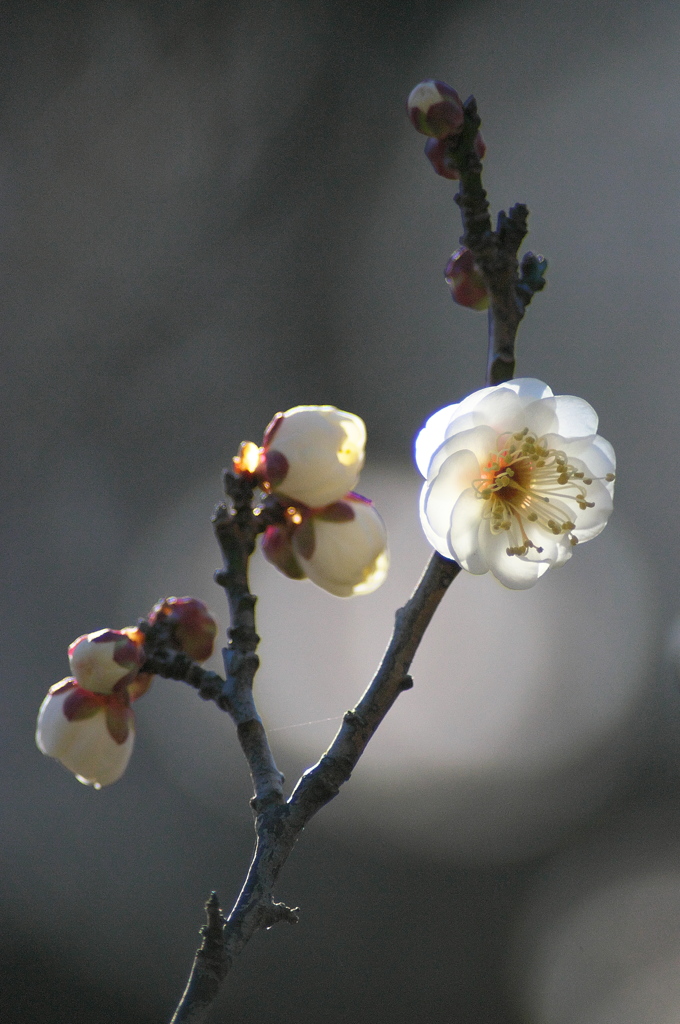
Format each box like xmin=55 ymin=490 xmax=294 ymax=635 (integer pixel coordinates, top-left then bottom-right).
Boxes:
xmin=4 ymin=1 xmax=680 ymax=1021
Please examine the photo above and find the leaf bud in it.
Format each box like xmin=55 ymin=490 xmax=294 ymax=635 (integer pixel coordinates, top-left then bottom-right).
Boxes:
xmin=148 ymin=596 xmax=218 ymax=662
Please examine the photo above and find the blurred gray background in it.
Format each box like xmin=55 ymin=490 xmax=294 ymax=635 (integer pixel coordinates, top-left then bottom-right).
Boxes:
xmin=5 ymin=1 xmax=680 ymax=1021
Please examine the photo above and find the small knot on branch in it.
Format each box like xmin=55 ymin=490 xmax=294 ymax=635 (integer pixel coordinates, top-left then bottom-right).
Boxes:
xmin=516 ymin=251 xmax=548 ymax=310
xmin=197 ymin=892 xmax=226 ymax=975
xmin=259 ymin=900 xmax=300 ymax=930
xmin=224 ymin=647 xmax=260 ymax=677
xmin=344 ymin=709 xmax=368 ymax=729
xmin=497 ymin=204 xmax=529 ymax=255
xmin=400 ymin=674 xmax=414 ymax=691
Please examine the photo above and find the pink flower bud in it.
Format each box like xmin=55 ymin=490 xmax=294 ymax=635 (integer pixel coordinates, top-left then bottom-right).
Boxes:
xmin=260 ymin=406 xmax=366 ymax=508
xmin=68 ymin=629 xmax=145 ymax=695
xmin=444 ymin=247 xmax=489 ymax=311
xmin=407 ymin=80 xmax=465 ymax=139
xmin=148 ymin=597 xmax=217 ymax=662
xmin=424 ymin=131 xmax=486 ymax=180
xmin=36 ymin=679 xmax=134 ymax=788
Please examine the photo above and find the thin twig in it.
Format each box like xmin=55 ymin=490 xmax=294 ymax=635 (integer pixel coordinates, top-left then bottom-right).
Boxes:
xmin=170 ymin=553 xmax=460 ymax=1024
xmin=451 ymin=95 xmax=545 ymax=385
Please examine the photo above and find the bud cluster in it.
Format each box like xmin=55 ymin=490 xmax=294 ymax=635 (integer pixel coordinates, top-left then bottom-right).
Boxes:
xmin=234 ymin=405 xmax=389 ymax=597
xmin=407 ymin=79 xmax=486 ymax=181
xmin=36 ymin=598 xmax=217 ymax=788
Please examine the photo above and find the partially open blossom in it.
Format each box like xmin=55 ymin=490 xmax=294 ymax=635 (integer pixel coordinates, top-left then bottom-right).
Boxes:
xmin=407 ymin=80 xmax=465 ymax=138
xmin=416 ymin=378 xmax=615 ymax=589
xmin=444 ymin=247 xmax=489 ymax=311
xmin=424 ymin=131 xmax=486 ymax=180
xmin=36 ymin=678 xmax=135 ymax=787
xmin=262 ymin=494 xmax=389 ymax=597
xmin=68 ymin=628 xmax=145 ymax=694
xmin=253 ymin=405 xmax=366 ymax=508
xmin=148 ymin=596 xmax=217 ymax=662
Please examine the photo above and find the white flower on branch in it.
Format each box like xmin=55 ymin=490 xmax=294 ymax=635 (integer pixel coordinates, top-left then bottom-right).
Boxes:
xmin=416 ymin=378 xmax=615 ymax=589
xmin=36 ymin=678 xmax=135 ymax=788
xmin=262 ymin=493 xmax=389 ymax=598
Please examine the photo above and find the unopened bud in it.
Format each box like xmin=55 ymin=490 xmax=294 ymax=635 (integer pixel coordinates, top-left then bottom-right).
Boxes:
xmin=444 ymin=247 xmax=489 ymax=311
xmin=148 ymin=597 xmax=217 ymax=662
xmin=36 ymin=678 xmax=135 ymax=788
xmin=261 ymin=525 xmax=306 ymax=580
xmin=68 ymin=629 xmax=145 ymax=695
xmin=407 ymin=80 xmax=464 ymax=139
xmin=260 ymin=406 xmax=366 ymax=508
xmin=292 ymin=495 xmax=389 ymax=598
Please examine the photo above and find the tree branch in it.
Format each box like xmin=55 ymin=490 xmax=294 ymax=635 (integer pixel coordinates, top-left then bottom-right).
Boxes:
xmin=168 ymin=85 xmax=546 ymax=1023
xmin=451 ymin=95 xmax=546 ymax=386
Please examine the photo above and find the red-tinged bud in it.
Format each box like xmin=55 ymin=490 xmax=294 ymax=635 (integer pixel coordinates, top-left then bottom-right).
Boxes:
xmin=36 ymin=678 xmax=135 ymax=788
xmin=444 ymin=247 xmax=489 ymax=311
xmin=68 ymin=629 xmax=145 ymax=695
xmin=424 ymin=131 xmax=486 ymax=180
xmin=127 ymin=672 xmax=153 ymax=702
xmin=407 ymin=80 xmax=465 ymax=139
xmin=262 ymin=524 xmax=307 ymax=580
xmin=148 ymin=596 xmax=218 ymax=662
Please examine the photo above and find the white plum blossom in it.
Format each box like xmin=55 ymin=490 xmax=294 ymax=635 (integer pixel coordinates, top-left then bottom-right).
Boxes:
xmin=259 ymin=405 xmax=366 ymax=508
xmin=36 ymin=679 xmax=134 ymax=788
xmin=416 ymin=378 xmax=615 ymax=589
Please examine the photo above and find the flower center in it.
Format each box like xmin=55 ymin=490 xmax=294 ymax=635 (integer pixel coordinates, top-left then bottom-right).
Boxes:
xmin=472 ymin=429 xmax=611 ymax=558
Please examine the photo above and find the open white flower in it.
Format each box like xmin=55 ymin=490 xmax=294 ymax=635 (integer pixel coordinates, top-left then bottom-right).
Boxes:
xmin=416 ymin=378 xmax=615 ymax=589
xmin=36 ymin=678 xmax=134 ymax=788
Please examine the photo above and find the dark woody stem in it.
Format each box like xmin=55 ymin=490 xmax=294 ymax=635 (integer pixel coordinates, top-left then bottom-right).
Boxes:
xmin=211 ymin=472 xmax=285 ymax=809
xmin=450 ymin=95 xmax=545 ymax=386
xmin=170 ymin=548 xmax=460 ymax=1024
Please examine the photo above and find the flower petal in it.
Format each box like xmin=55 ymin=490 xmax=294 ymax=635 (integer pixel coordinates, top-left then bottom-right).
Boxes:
xmin=295 ymin=499 xmax=388 ymax=597
xmin=427 ymin=424 xmax=497 ymax=480
xmin=418 ymin=481 xmax=451 ymax=556
xmin=550 ymin=394 xmax=599 ymax=438
xmin=478 ymin=526 xmax=550 ymax=589
xmin=36 ymin=687 xmax=134 ymax=787
xmin=447 ymin=489 xmax=488 ymax=573
xmin=414 ymin=402 xmax=459 ymax=477
xmin=423 ymin=449 xmax=480 ymax=539
xmin=578 ymin=435 xmax=617 ymax=497
xmin=469 ymin=386 xmax=525 ymax=432
xmin=267 ymin=406 xmax=366 ymax=508
xmin=571 ymin=476 xmax=614 ymax=542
